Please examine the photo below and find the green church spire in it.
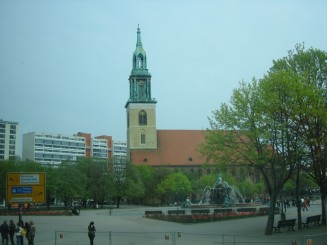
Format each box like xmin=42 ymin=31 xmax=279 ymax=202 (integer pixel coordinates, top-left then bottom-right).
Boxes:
xmin=136 ymin=24 xmax=142 ymax=47
xmin=125 ymin=26 xmax=156 ymax=108
xmin=132 ymin=25 xmax=148 ymax=74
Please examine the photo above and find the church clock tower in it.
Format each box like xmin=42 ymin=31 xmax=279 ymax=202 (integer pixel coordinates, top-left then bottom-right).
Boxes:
xmin=125 ymin=26 xmax=157 ymax=152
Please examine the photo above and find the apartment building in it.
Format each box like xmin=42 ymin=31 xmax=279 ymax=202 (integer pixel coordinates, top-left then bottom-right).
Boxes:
xmin=112 ymin=141 xmax=127 ymax=157
xmin=0 ymin=119 xmax=19 ymax=160
xmin=22 ymin=131 xmax=125 ymax=165
xmin=23 ymin=132 xmax=86 ymax=165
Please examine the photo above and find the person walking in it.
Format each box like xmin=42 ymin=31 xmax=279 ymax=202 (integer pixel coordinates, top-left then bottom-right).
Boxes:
xmin=24 ymin=222 xmax=30 ymax=245
xmin=17 ymin=220 xmax=24 ymax=245
xmin=15 ymin=223 xmax=22 ymax=245
xmin=29 ymin=221 xmax=35 ymax=245
xmin=1 ymin=220 xmax=9 ymax=245
xmin=8 ymin=220 xmax=15 ymax=245
xmin=88 ymin=221 xmax=96 ymax=245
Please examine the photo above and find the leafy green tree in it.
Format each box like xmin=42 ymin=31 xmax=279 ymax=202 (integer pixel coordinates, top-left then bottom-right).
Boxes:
xmin=197 ymin=174 xmax=217 ymax=191
xmin=271 ymin=44 xmax=327 ymax=225
xmin=135 ymin=165 xmax=158 ymax=205
xmin=44 ymin=166 xmax=57 ymax=209
xmin=76 ymin=158 xmax=112 ymax=207
xmin=156 ymin=172 xmax=192 ymax=204
xmin=125 ymin=163 xmax=145 ymax=204
xmin=109 ymin=157 xmax=129 ymax=208
xmin=200 ymin=68 xmax=307 ymax=234
xmin=0 ymin=160 xmax=18 ymax=201
xmin=54 ymin=163 xmax=87 ymax=207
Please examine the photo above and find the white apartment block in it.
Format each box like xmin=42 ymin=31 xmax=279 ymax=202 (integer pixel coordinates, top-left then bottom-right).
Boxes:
xmin=23 ymin=132 xmax=86 ymax=165
xmin=22 ymin=131 xmax=126 ymax=165
xmin=92 ymin=138 xmax=108 ymax=159
xmin=112 ymin=141 xmax=127 ymax=157
xmin=0 ymin=120 xmax=19 ymax=160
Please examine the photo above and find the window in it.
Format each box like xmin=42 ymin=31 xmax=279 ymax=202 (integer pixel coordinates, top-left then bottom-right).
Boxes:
xmin=137 ymin=55 xmax=143 ymax=68
xmin=141 ymin=130 xmax=146 ymax=144
xmin=139 ymin=110 xmax=147 ymax=125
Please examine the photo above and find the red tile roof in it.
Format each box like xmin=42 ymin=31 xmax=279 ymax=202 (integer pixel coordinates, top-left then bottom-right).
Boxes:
xmin=130 ymin=130 xmax=209 ymax=166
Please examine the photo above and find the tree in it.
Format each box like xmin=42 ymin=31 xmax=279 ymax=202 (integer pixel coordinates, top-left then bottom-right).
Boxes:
xmin=54 ymin=163 xmax=87 ymax=207
xmin=75 ymin=158 xmax=112 ymax=207
xmin=271 ymin=44 xmax=327 ymax=225
xmin=200 ymin=69 xmax=307 ymax=235
xmin=110 ymin=157 xmax=129 ymax=208
xmin=156 ymin=172 xmax=192 ymax=205
xmin=125 ymin=163 xmax=145 ymax=204
xmin=0 ymin=160 xmax=19 ymax=201
xmin=135 ymin=165 xmax=158 ymax=205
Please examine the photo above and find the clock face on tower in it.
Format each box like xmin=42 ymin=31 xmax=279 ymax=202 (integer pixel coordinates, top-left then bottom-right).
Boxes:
xmin=138 ymin=80 xmax=145 ymax=99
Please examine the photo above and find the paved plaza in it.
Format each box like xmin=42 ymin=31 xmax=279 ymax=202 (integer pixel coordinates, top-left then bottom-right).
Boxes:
xmin=1 ymin=203 xmax=326 ymax=244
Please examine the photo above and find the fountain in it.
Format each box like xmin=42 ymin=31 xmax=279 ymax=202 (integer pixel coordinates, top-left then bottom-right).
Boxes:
xmin=199 ymin=176 xmax=245 ymax=207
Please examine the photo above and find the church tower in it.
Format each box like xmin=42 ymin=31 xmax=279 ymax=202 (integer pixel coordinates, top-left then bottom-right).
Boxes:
xmin=125 ymin=26 xmax=157 ymax=153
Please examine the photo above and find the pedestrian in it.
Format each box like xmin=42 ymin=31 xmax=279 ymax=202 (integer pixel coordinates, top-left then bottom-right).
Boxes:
xmin=301 ymin=197 xmax=308 ymax=211
xmin=1 ymin=220 xmax=9 ymax=245
xmin=88 ymin=221 xmax=96 ymax=245
xmin=8 ymin=220 xmax=16 ymax=245
xmin=303 ymin=197 xmax=309 ymax=211
xmin=29 ymin=221 xmax=35 ymax=245
xmin=15 ymin=223 xmax=22 ymax=245
xmin=18 ymin=220 xmax=25 ymax=245
xmin=24 ymin=222 xmax=30 ymax=245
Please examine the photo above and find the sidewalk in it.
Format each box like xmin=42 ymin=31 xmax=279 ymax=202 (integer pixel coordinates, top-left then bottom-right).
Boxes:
xmin=0 ymin=204 xmax=326 ymax=244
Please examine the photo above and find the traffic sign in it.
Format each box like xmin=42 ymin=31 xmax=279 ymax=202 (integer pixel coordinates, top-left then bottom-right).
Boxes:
xmin=6 ymin=172 xmax=46 ymax=203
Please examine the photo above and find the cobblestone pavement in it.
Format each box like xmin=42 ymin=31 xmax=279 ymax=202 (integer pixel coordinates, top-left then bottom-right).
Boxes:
xmin=0 ymin=203 xmax=326 ymax=244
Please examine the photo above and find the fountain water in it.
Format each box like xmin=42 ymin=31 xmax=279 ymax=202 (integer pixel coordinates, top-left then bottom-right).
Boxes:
xmin=199 ymin=176 xmax=245 ymax=207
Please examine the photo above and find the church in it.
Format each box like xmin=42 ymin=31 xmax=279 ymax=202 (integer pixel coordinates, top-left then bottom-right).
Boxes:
xmin=125 ymin=26 xmax=212 ymax=174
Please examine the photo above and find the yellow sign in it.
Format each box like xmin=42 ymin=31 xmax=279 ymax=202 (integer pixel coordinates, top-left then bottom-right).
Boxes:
xmin=6 ymin=172 xmax=46 ymax=203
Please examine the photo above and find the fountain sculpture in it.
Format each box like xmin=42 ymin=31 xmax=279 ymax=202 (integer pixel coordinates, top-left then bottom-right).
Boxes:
xmin=199 ymin=176 xmax=244 ymax=207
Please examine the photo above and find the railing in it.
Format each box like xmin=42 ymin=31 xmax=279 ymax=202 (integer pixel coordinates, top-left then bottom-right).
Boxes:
xmin=54 ymin=231 xmax=327 ymax=245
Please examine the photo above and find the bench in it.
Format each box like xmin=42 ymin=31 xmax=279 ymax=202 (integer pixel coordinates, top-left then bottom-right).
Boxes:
xmin=258 ymin=207 xmax=280 ymax=215
xmin=302 ymin=215 xmax=321 ymax=227
xmin=191 ymin=209 xmax=210 ymax=215
xmin=273 ymin=219 xmax=296 ymax=233
xmin=144 ymin=210 xmax=162 ymax=216
xmin=167 ymin=210 xmax=185 ymax=215
xmin=236 ymin=207 xmax=257 ymax=213
xmin=213 ymin=208 xmax=233 ymax=214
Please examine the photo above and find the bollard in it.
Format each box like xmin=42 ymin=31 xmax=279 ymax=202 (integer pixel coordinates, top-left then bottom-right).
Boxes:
xmin=291 ymin=240 xmax=297 ymax=245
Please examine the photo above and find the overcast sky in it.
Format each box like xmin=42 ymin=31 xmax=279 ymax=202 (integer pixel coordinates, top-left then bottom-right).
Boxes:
xmin=1 ymin=0 xmax=327 ymax=155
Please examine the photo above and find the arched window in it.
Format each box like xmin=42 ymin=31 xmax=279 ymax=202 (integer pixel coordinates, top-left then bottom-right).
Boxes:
xmin=141 ymin=130 xmax=146 ymax=144
xmin=137 ymin=55 xmax=143 ymax=68
xmin=139 ymin=110 xmax=147 ymax=125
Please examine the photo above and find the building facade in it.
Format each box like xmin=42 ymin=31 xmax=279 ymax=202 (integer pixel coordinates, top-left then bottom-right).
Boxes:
xmin=0 ymin=119 xmax=19 ymax=160
xmin=112 ymin=141 xmax=127 ymax=157
xmin=125 ymin=28 xmax=210 ymax=172
xmin=76 ymin=132 xmax=113 ymax=159
xmin=23 ymin=132 xmax=86 ymax=165
xmin=125 ymin=26 xmax=157 ymax=153
xmin=22 ymin=132 xmax=124 ymax=165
